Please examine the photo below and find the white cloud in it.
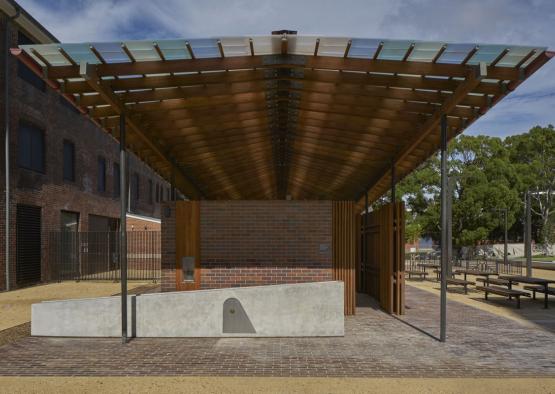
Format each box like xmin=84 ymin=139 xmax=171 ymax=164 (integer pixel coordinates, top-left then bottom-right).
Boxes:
xmin=16 ymin=0 xmax=555 ymax=137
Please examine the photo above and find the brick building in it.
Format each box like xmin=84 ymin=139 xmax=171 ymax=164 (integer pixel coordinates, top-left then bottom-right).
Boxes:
xmin=0 ymin=0 xmax=170 ymax=290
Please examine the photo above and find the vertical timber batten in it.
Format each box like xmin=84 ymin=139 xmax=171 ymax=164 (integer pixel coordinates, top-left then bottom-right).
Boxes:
xmin=332 ymin=201 xmax=356 ymax=315
xmin=119 ymin=114 xmax=128 ymax=343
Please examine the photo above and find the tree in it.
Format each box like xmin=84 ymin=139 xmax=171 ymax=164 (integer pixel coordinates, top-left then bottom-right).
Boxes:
xmin=506 ymin=125 xmax=555 ymax=248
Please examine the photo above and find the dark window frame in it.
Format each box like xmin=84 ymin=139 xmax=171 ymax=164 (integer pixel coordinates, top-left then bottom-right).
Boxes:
xmin=18 ymin=121 xmax=45 ymax=174
xmin=97 ymin=156 xmax=106 ymax=193
xmin=113 ymin=162 xmax=120 ymax=198
xmin=62 ymin=139 xmax=75 ymax=182
xmin=132 ymin=173 xmax=140 ymax=201
xmin=148 ymin=179 xmax=153 ymax=205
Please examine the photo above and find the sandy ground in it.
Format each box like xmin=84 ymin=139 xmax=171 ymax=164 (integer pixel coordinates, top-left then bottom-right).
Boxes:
xmin=0 ymin=377 xmax=554 ymax=394
xmin=0 ymin=281 xmax=150 ymax=331
xmin=407 ymin=268 xmax=555 ymax=330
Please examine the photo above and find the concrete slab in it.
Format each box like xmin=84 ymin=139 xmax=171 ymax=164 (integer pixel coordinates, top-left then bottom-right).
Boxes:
xmin=31 ymin=281 xmax=344 ymax=337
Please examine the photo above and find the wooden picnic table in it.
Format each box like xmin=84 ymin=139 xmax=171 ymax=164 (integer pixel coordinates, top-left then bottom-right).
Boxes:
xmin=453 ymin=269 xmax=496 ymax=283
xmin=498 ymin=275 xmax=555 ymax=309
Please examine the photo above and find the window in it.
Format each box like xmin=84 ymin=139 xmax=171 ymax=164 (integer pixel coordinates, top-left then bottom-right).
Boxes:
xmin=62 ymin=140 xmax=75 ymax=182
xmin=97 ymin=156 xmax=106 ymax=192
xmin=167 ymin=188 xmax=170 ymax=201
xmin=148 ymin=179 xmax=153 ymax=204
xmin=17 ymin=32 xmax=46 ymax=91
xmin=18 ymin=122 xmax=45 ymax=173
xmin=113 ymin=163 xmax=120 ymax=198
xmin=155 ymin=183 xmax=160 ymax=203
xmin=131 ymin=173 xmax=140 ymax=201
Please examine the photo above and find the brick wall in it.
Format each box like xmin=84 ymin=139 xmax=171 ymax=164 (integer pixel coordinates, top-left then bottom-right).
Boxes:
xmin=0 ymin=15 xmax=171 ymax=290
xmin=161 ymin=200 xmax=333 ymax=291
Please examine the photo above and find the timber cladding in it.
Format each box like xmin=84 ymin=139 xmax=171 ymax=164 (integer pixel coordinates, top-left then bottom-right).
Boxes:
xmin=162 ymin=200 xmax=359 ymax=314
xmin=360 ymin=202 xmax=405 ymax=315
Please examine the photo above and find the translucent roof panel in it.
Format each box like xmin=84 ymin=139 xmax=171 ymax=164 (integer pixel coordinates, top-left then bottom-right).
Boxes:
xmin=436 ymin=43 xmax=476 ymax=64
xmin=250 ymin=35 xmax=280 ymax=55
xmin=124 ymin=41 xmax=160 ymax=61
xmin=317 ymin=37 xmax=350 ymax=57
xmin=408 ymin=42 xmax=444 ymax=62
xmin=496 ymin=46 xmax=539 ymax=67
xmin=60 ymin=43 xmax=101 ymax=65
xmin=157 ymin=39 xmax=191 ymax=60
xmin=20 ymin=44 xmax=70 ymax=66
xmin=93 ymin=42 xmax=130 ymax=63
xmin=378 ymin=40 xmax=413 ymax=61
xmin=467 ymin=45 xmax=507 ymax=65
xmin=348 ymin=38 xmax=382 ymax=59
xmin=188 ymin=38 xmax=220 ymax=58
xmin=220 ymin=37 xmax=250 ymax=57
xmin=289 ymin=36 xmax=318 ymax=55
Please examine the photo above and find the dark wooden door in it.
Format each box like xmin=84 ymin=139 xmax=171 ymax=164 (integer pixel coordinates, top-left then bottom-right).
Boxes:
xmin=175 ymin=201 xmax=201 ymax=291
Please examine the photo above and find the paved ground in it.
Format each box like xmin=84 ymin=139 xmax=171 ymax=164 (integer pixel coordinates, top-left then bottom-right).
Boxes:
xmin=0 ymin=285 xmax=553 ymax=378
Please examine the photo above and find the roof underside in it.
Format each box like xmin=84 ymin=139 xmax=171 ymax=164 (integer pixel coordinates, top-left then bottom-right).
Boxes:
xmin=14 ymin=35 xmax=552 ymax=205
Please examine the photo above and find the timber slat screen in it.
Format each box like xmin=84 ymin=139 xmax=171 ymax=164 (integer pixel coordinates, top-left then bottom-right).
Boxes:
xmin=359 ymin=202 xmax=405 ymax=315
xmin=48 ymin=231 xmax=160 ymax=281
xmin=332 ymin=201 xmax=356 ymax=315
xmin=11 ymin=38 xmax=552 ymax=206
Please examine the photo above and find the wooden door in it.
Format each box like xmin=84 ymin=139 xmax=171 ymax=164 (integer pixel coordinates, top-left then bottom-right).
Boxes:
xmin=175 ymin=201 xmax=201 ymax=291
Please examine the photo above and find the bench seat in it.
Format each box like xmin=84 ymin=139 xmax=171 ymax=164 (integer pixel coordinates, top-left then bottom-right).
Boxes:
xmin=476 ymin=277 xmax=514 ymax=286
xmin=406 ymin=270 xmax=428 ymax=280
xmin=523 ymin=285 xmax=555 ymax=300
xmin=476 ymin=285 xmax=530 ymax=308
xmin=446 ymin=278 xmax=475 ymax=294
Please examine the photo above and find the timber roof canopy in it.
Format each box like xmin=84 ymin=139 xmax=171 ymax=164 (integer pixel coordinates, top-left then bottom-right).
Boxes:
xmin=12 ymin=35 xmax=553 ymax=205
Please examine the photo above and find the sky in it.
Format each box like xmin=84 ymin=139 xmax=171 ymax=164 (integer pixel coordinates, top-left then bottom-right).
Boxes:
xmin=17 ymin=0 xmax=555 ymax=138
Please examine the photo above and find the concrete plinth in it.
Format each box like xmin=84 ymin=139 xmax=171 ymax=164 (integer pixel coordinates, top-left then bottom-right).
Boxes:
xmin=31 ymin=281 xmax=344 ymax=337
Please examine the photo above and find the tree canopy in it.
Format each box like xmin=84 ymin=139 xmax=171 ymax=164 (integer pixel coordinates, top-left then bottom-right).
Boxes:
xmin=398 ymin=125 xmax=555 ymax=248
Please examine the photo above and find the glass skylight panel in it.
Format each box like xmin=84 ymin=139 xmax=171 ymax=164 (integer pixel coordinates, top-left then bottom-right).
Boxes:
xmin=497 ymin=46 xmax=542 ymax=67
xmin=437 ymin=43 xmax=475 ymax=64
xmin=348 ymin=38 xmax=381 ymax=59
xmin=93 ymin=42 xmax=129 ymax=63
xmin=24 ymin=44 xmax=70 ymax=66
xmin=408 ymin=42 xmax=444 ymax=62
xmin=467 ymin=45 xmax=507 ymax=65
xmin=220 ymin=37 xmax=250 ymax=57
xmin=157 ymin=39 xmax=191 ymax=60
xmin=289 ymin=36 xmax=317 ymax=55
xmin=124 ymin=41 xmax=159 ymax=61
xmin=520 ymin=49 xmax=544 ymax=68
xmin=251 ymin=36 xmax=280 ymax=55
xmin=61 ymin=43 xmax=100 ymax=65
xmin=188 ymin=39 xmax=219 ymax=58
xmin=378 ymin=40 xmax=413 ymax=61
xmin=317 ymin=37 xmax=349 ymax=57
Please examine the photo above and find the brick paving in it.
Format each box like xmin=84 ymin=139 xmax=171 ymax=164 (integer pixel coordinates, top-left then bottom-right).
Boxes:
xmin=0 ymin=285 xmax=554 ymax=377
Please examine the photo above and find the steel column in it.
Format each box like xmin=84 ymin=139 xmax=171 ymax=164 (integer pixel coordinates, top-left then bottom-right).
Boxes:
xmin=391 ymin=160 xmax=398 ymax=314
xmin=119 ymin=114 xmax=128 ymax=343
xmin=4 ymin=19 xmax=11 ymax=291
xmin=503 ymin=208 xmax=508 ymax=265
xmin=447 ymin=177 xmax=453 ymax=277
xmin=525 ymin=191 xmax=532 ymax=277
xmin=363 ymin=191 xmax=368 ymax=292
xmin=440 ymin=114 xmax=448 ymax=342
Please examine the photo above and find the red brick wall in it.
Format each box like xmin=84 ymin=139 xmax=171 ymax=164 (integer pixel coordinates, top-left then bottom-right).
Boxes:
xmin=0 ymin=15 xmax=170 ymax=290
xmin=161 ymin=201 xmax=333 ymax=291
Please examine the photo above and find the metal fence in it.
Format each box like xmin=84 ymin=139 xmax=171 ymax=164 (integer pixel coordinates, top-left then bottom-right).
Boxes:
xmin=405 ymin=252 xmax=523 ymax=276
xmin=48 ymin=231 xmax=161 ymax=281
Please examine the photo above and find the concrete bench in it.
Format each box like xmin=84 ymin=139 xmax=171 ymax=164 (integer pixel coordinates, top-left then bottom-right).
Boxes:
xmin=523 ymin=285 xmax=555 ymax=300
xmin=446 ymin=278 xmax=475 ymax=294
xmin=406 ymin=270 xmax=428 ymax=280
xmin=476 ymin=285 xmax=530 ymax=308
xmin=476 ymin=277 xmax=515 ymax=287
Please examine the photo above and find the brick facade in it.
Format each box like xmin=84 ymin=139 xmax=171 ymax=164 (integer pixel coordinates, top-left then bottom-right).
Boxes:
xmin=161 ymin=200 xmax=333 ymax=292
xmin=0 ymin=14 xmax=170 ymax=290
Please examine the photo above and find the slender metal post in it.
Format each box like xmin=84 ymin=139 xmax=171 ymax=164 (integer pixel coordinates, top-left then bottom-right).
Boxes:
xmin=503 ymin=208 xmax=508 ymax=265
xmin=4 ymin=19 xmax=11 ymax=291
xmin=440 ymin=114 xmax=448 ymax=342
xmin=447 ymin=177 xmax=453 ymax=277
xmin=391 ymin=160 xmax=398 ymax=313
xmin=525 ymin=191 xmax=532 ymax=277
xmin=119 ymin=114 xmax=128 ymax=343
xmin=363 ymin=192 xmax=368 ymax=292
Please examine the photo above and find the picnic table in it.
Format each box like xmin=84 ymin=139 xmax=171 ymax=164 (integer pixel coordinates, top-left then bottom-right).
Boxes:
xmin=453 ymin=269 xmax=495 ymax=283
xmin=418 ymin=262 xmax=440 ymax=270
xmin=498 ymin=275 xmax=555 ymax=309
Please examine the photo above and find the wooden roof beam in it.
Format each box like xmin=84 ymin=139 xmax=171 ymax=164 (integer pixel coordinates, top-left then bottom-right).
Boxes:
xmin=79 ymin=61 xmax=204 ymax=199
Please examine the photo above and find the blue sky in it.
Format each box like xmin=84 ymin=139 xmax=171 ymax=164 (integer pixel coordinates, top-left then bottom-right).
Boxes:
xmin=18 ymin=0 xmax=555 ymax=138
